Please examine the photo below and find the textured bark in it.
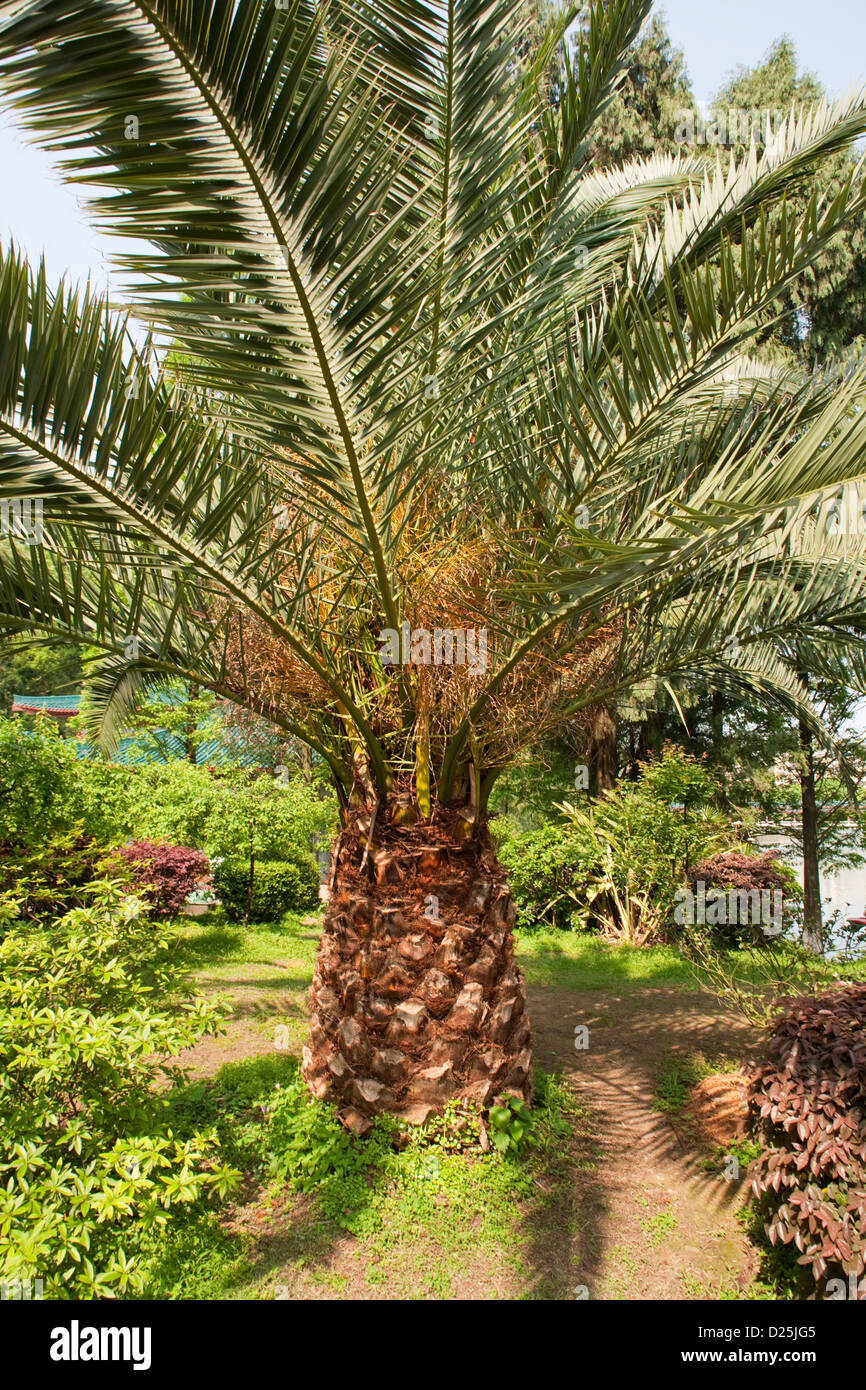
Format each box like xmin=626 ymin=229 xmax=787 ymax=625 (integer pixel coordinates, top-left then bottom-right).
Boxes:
xmin=587 ymin=704 xmax=617 ymax=795
xmin=302 ymin=796 xmax=532 ymax=1133
xmin=798 ymin=715 xmax=824 ymax=955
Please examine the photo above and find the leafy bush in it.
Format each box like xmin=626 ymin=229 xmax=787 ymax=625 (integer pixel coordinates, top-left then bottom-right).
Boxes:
xmin=0 ymin=882 xmax=239 ymax=1298
xmin=746 ymin=985 xmax=866 ymax=1293
xmin=686 ymin=850 xmax=793 ymax=947
xmin=204 ymin=768 xmax=336 ymax=864
xmin=266 ymin=1072 xmax=362 ymax=1190
xmin=0 ymin=719 xmax=338 ymax=866
xmin=212 ymin=852 xmax=320 ymax=922
xmin=0 ymin=715 xmax=82 ymax=847
xmin=498 ymin=749 xmax=729 ymax=940
xmin=497 ymin=824 xmax=593 ymax=930
xmin=0 ymin=829 xmax=103 ymax=921
xmin=558 ymin=751 xmax=729 ymax=942
xmin=105 ymin=839 xmax=209 ymax=917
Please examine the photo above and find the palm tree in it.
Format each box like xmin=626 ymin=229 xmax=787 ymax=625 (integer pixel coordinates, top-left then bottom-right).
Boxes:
xmin=3 ymin=0 xmax=866 ymax=1130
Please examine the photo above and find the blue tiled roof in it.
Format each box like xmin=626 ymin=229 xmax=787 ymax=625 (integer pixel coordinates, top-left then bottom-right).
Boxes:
xmin=12 ymin=693 xmax=80 ymax=713
xmin=13 ymin=690 xmax=273 ymax=767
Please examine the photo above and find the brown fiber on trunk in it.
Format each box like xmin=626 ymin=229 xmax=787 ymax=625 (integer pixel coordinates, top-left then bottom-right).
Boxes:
xmin=302 ymin=795 xmax=533 ymax=1134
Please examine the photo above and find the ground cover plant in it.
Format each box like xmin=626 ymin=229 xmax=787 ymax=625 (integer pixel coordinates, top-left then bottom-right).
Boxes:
xmin=745 ymin=984 xmax=866 ymax=1296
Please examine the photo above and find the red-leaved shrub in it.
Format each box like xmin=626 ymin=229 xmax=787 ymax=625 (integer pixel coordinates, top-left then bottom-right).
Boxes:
xmin=107 ymin=840 xmax=208 ymax=918
xmin=687 ymin=850 xmax=787 ymax=895
xmin=686 ymin=851 xmax=789 ymax=945
xmin=746 ymin=985 xmax=866 ymax=1293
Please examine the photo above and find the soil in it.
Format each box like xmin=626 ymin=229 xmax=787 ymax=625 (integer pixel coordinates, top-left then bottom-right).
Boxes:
xmin=526 ymin=984 xmax=760 ymax=1298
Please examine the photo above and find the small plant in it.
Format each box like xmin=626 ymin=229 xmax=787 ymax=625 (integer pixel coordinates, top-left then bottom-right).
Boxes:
xmin=0 ymin=882 xmax=239 ymax=1298
xmin=678 ymin=930 xmax=839 ymax=1026
xmin=487 ymin=1092 xmax=531 ymax=1155
xmin=105 ymin=839 xmax=208 ymax=917
xmin=266 ymin=1073 xmax=363 ymax=1190
xmin=641 ymin=1209 xmax=678 ymax=1246
xmin=416 ymin=1098 xmax=487 ymax=1152
xmin=213 ymin=853 xmax=320 ymax=922
xmin=0 ymin=828 xmax=103 ymax=921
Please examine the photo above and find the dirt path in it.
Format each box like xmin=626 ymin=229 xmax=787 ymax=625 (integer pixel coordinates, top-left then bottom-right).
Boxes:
xmin=527 ymin=984 xmax=761 ymax=1299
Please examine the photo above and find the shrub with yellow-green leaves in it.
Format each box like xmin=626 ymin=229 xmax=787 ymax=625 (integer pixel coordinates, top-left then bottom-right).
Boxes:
xmin=0 ymin=884 xmax=240 ymax=1298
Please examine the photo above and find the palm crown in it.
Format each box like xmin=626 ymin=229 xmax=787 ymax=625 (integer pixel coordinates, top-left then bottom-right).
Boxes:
xmin=3 ymin=0 xmax=866 ymax=810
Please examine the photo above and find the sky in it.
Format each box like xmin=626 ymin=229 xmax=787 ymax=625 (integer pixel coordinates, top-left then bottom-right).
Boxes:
xmin=658 ymin=0 xmax=866 ymax=107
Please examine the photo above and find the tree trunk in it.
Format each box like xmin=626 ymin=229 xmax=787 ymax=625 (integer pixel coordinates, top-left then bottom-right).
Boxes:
xmin=710 ymin=689 xmax=724 ymax=759
xmin=302 ymin=794 xmax=533 ymax=1133
xmin=587 ymin=705 xmax=617 ymax=796
xmin=798 ymin=716 xmax=823 ymax=955
xmin=186 ymin=682 xmax=198 ymax=765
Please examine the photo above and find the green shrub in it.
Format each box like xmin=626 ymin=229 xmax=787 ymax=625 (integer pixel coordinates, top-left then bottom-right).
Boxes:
xmin=0 ymin=717 xmax=338 ymax=865
xmin=0 ymin=882 xmax=240 ymax=1298
xmin=559 ymin=749 xmax=729 ymax=941
xmin=266 ymin=1072 xmax=363 ymax=1190
xmin=498 ymin=823 xmax=593 ymax=930
xmin=499 ymin=749 xmax=729 ymax=938
xmin=213 ymin=852 xmax=320 ymax=921
xmin=0 ymin=829 xmax=104 ymax=921
xmin=0 ymin=715 xmax=82 ymax=847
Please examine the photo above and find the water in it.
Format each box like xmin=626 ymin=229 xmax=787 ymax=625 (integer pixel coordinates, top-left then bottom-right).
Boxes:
xmin=755 ymin=831 xmax=866 ymax=952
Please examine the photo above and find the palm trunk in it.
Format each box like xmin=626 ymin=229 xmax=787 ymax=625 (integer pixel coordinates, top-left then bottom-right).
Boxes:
xmin=587 ymin=705 xmax=617 ymax=796
xmin=798 ymin=715 xmax=823 ymax=955
xmin=302 ymin=794 xmax=532 ymax=1133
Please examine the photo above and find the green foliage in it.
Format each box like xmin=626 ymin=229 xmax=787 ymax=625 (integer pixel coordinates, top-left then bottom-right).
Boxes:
xmin=560 ymin=751 xmax=729 ymax=941
xmin=0 ymin=714 xmax=81 ymax=847
xmin=204 ymin=769 xmax=336 ymax=865
xmin=266 ymin=1073 xmax=365 ymax=1191
xmin=498 ymin=822 xmax=594 ymax=930
xmin=0 ymin=717 xmax=337 ymax=870
xmin=0 ymin=639 xmax=82 ymax=715
xmin=501 ymin=749 xmax=729 ymax=939
xmin=488 ymin=747 xmax=577 ymax=838
xmin=487 ymin=1093 xmax=531 ymax=1155
xmin=588 ymin=12 xmax=694 ymax=165
xmin=0 ymin=882 xmax=240 ymax=1298
xmin=212 ymin=854 xmax=320 ymax=922
xmin=713 ymin=37 xmax=866 ymax=361
xmin=0 ymin=829 xmax=103 ymax=922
